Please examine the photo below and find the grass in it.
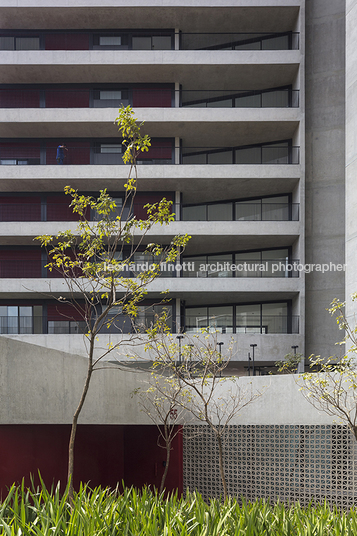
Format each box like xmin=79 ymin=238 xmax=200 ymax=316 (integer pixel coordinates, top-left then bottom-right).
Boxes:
xmin=0 ymin=479 xmax=356 ymax=535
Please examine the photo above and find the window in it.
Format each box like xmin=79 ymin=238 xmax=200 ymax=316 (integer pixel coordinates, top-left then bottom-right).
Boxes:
xmin=135 ymin=304 xmax=172 ymax=331
xmin=132 ymin=35 xmax=172 ymax=50
xmin=185 ymin=306 xmax=233 ymax=333
xmin=16 ymin=37 xmax=40 ymax=50
xmin=0 ymin=305 xmax=42 ymax=334
xmin=0 ymin=36 xmax=41 ymax=50
xmin=0 ymin=37 xmax=14 ymax=50
xmin=0 ymin=160 xmax=17 ymax=165
xmin=99 ymin=35 xmax=121 ymax=46
xmin=185 ymin=302 xmax=295 ymax=334
xmin=99 ymin=90 xmax=122 ymax=100
xmin=48 ymin=320 xmax=82 ymax=334
xmin=100 ymin=144 xmax=122 ymax=154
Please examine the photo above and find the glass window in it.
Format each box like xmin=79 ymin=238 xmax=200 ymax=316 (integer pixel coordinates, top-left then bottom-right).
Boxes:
xmin=16 ymin=37 xmax=40 ymax=50
xmin=152 ymin=35 xmax=172 ymax=50
xmin=182 ymin=256 xmax=204 ymax=278
xmin=262 ymin=248 xmax=289 ymax=261
xmin=262 ymin=196 xmax=289 ymax=220
xmin=262 ymin=144 xmax=289 ymax=164
xmin=0 ymin=305 xmax=33 ymax=334
xmin=262 ymin=302 xmax=288 ymax=333
xmin=182 ymin=152 xmax=207 ymax=164
xmin=100 ymin=144 xmax=122 ymax=154
xmin=132 ymin=37 xmax=152 ymax=50
xmin=207 ymin=203 xmax=232 ymax=221
xmin=235 ymin=94 xmax=261 ymax=107
xmin=262 ymin=34 xmax=289 ymax=50
xmin=262 ymin=89 xmax=289 ymax=108
xmin=235 ymin=251 xmax=261 ymax=277
xmin=19 ymin=306 xmax=32 ymax=334
xmin=207 ymin=150 xmax=233 ymax=164
xmin=135 ymin=304 xmax=172 ymax=331
xmin=99 ymin=90 xmax=122 ymax=100
xmin=1 ymin=160 xmax=17 ymax=165
xmin=182 ymin=205 xmax=207 ymax=221
xmin=236 ymin=304 xmax=261 ymax=333
xmin=235 ymin=201 xmax=261 ymax=221
xmin=206 ymin=255 xmax=232 ymax=278
xmin=99 ymin=36 xmax=121 ymax=46
xmin=185 ymin=307 xmax=207 ymax=332
xmin=207 ymin=98 xmax=232 ymax=108
xmin=262 ymin=249 xmax=289 ymax=277
xmin=48 ymin=320 xmax=84 ymax=334
xmin=0 ymin=36 xmax=15 ymax=50
xmin=235 ymin=146 xmax=261 ymax=164
xmin=208 ymin=306 xmax=233 ymax=333
xmin=234 ymin=40 xmax=260 ymax=50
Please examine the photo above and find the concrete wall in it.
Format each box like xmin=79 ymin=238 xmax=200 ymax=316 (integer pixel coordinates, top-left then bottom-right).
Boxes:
xmin=0 ymin=336 xmax=152 ymax=425
xmin=305 ymin=0 xmax=346 ymax=358
xmin=0 ymin=335 xmax=334 ymax=425
xmin=346 ymin=0 xmax=357 ymax=324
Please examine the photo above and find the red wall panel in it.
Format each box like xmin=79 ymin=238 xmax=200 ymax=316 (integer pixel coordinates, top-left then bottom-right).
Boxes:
xmin=0 ymin=142 xmax=40 ymax=159
xmin=46 ymin=141 xmax=90 ymax=165
xmin=0 ymin=196 xmax=41 ymax=221
xmin=0 ymin=89 xmax=40 ymax=108
xmin=45 ymin=90 xmax=90 ymax=108
xmin=0 ymin=249 xmax=41 ymax=278
xmin=132 ymin=88 xmax=172 ymax=108
xmin=47 ymin=302 xmax=85 ymax=321
xmin=134 ymin=192 xmax=174 ymax=220
xmin=138 ymin=139 xmax=173 ymax=161
xmin=46 ymin=195 xmax=82 ymax=221
xmin=0 ymin=425 xmax=182 ymax=496
xmin=45 ymin=33 xmax=90 ymax=50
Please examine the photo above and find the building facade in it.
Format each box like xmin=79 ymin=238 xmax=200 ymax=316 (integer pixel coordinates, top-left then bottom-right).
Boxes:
xmin=0 ymin=0 xmax=352 ymax=503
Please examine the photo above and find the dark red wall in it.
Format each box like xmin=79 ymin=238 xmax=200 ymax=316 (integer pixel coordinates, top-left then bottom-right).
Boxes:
xmin=0 ymin=425 xmax=182 ymax=496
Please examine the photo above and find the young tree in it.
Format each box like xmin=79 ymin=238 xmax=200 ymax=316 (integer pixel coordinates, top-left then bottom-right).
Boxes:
xmin=35 ymin=106 xmax=189 ymax=501
xmin=144 ymin=327 xmax=263 ymax=501
xmin=275 ymin=351 xmax=304 ymax=374
xmin=134 ymin=374 xmax=188 ymax=494
xmin=298 ymin=294 xmax=357 ymax=441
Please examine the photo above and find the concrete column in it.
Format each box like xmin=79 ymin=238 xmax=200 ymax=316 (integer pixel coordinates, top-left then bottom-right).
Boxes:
xmin=174 ymin=190 xmax=181 ymax=221
xmin=346 ymin=0 xmax=357 ymax=328
xmin=174 ymin=82 xmax=180 ymax=108
xmin=175 ymin=137 xmax=180 ymax=164
xmin=175 ymin=298 xmax=181 ymax=333
xmin=174 ymin=28 xmax=180 ymax=51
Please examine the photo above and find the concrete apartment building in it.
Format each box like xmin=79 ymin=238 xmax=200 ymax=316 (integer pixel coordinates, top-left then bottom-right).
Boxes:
xmin=0 ymin=0 xmax=355 ymax=506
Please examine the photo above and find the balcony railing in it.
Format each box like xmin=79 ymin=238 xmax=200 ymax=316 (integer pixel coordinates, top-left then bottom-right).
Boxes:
xmin=0 ymin=87 xmax=173 ymax=109
xmin=181 ymin=145 xmax=300 ymax=165
xmin=182 ymin=259 xmax=300 ymax=278
xmin=0 ymin=30 xmax=299 ymax=51
xmin=0 ymin=315 xmax=87 ymax=334
xmin=0 ymin=314 xmax=299 ymax=335
xmin=182 ymin=202 xmax=299 ymax=221
xmin=0 ymin=87 xmax=299 ymax=109
xmin=0 ymin=202 xmax=173 ymax=222
xmin=181 ymin=88 xmax=299 ymax=108
xmin=0 ymin=145 xmax=173 ymax=166
xmin=0 ymin=258 xmax=300 ymax=279
xmin=0 ymin=259 xmax=178 ymax=279
xmin=180 ymin=32 xmax=299 ymax=51
xmin=184 ymin=314 xmax=299 ymax=334
xmin=0 ymin=144 xmax=300 ymax=165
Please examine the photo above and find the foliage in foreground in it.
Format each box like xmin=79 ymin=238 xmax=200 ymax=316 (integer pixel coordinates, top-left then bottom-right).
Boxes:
xmin=1 ymin=481 xmax=357 ymax=535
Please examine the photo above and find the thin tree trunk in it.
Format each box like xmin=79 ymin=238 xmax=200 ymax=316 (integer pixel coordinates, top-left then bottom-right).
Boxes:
xmin=67 ymin=339 xmax=94 ymax=503
xmin=159 ymin=440 xmax=171 ymax=494
xmin=217 ymin=434 xmax=227 ymax=501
